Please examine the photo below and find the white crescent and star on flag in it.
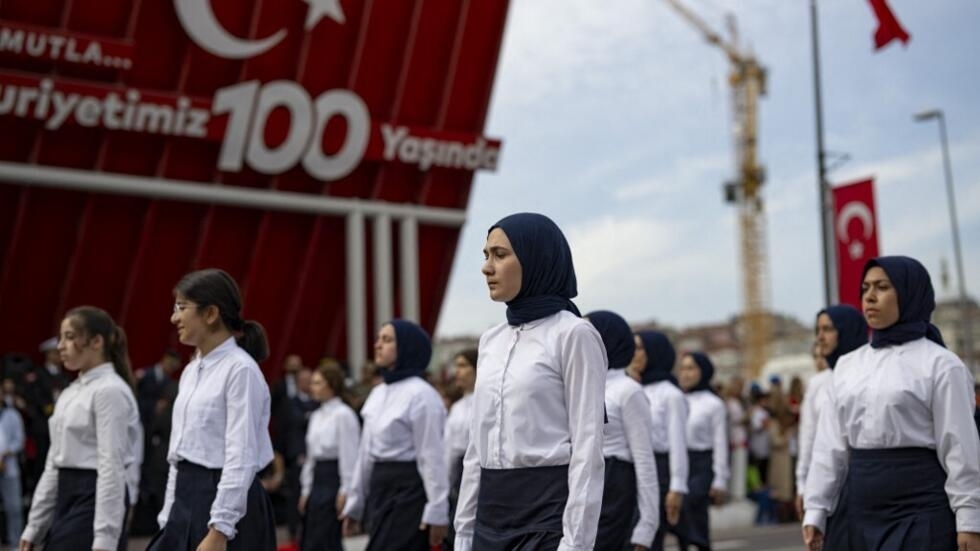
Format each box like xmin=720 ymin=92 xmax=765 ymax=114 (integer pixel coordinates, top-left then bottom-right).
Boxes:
xmin=836 ymin=200 xmax=875 ymax=260
xmin=174 ymin=0 xmax=345 ymax=60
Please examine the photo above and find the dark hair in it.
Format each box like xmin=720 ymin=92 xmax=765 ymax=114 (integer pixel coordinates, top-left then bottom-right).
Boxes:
xmin=175 ymin=269 xmax=269 ymax=362
xmin=315 ymin=363 xmax=349 ymax=405
xmin=65 ymin=306 xmax=135 ymax=390
xmin=455 ymin=348 xmax=478 ymax=370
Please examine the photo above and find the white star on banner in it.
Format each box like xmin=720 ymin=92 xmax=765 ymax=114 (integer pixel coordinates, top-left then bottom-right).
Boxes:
xmin=303 ymin=0 xmax=345 ymax=30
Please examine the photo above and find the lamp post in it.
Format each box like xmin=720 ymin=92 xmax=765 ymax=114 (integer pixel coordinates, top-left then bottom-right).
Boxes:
xmin=914 ymin=109 xmax=975 ymax=374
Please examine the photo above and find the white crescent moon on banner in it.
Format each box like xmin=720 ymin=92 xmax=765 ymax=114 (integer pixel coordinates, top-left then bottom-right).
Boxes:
xmin=174 ymin=0 xmax=287 ymax=59
xmin=837 ymin=201 xmax=874 ymax=260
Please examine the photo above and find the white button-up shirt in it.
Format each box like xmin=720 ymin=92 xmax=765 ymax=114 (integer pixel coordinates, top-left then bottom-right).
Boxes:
xmin=454 ymin=311 xmax=608 ymax=551
xmin=685 ymin=390 xmax=730 ymax=492
xmin=445 ymin=392 xmax=474 ymax=465
xmin=342 ymin=376 xmax=449 ymax=526
xmin=604 ymin=368 xmax=660 ymax=546
xmin=158 ymin=338 xmax=274 ymax=540
xmin=644 ymin=380 xmax=690 ymax=493
xmin=0 ymin=406 xmax=25 ymax=478
xmin=803 ymin=338 xmax=980 ymax=533
xmin=795 ymin=368 xmax=833 ymax=497
xmin=22 ymin=363 xmax=142 ymax=551
xmin=300 ymin=397 xmax=360 ymax=499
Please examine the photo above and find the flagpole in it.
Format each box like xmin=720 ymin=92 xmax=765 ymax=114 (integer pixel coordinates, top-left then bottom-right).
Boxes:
xmin=810 ymin=0 xmax=835 ymax=305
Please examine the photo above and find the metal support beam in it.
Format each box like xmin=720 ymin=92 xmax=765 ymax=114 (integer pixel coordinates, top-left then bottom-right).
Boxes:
xmin=346 ymin=212 xmax=367 ymax=381
xmin=373 ymin=214 xmax=393 ymax=328
xmin=400 ymin=216 xmax=420 ymax=323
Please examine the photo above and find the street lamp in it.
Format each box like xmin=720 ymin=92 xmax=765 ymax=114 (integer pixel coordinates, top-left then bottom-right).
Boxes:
xmin=913 ymin=109 xmax=975 ymax=374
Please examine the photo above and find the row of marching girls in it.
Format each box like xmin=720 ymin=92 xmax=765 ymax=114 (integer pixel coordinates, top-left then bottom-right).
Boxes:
xmin=800 ymin=257 xmax=980 ymax=551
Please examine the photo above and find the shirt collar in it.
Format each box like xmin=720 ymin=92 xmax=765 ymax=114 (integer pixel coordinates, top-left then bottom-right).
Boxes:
xmin=606 ymin=367 xmax=628 ymax=382
xmin=195 ymin=337 xmax=237 ymax=365
xmin=79 ymin=363 xmax=115 ymax=385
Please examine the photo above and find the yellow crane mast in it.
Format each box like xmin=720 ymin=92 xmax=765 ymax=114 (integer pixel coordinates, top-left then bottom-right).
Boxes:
xmin=663 ymin=0 xmax=771 ymax=379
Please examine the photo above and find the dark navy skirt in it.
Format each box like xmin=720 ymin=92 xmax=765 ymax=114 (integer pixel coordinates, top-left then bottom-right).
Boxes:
xmin=596 ymin=457 xmax=637 ymax=551
xmin=473 ymin=464 xmax=569 ymax=551
xmin=365 ymin=461 xmax=429 ymax=551
xmin=834 ymin=447 xmax=956 ymax=551
xmin=683 ymin=450 xmax=714 ymax=551
xmin=44 ymin=468 xmax=128 ymax=551
xmin=146 ymin=461 xmax=276 ymax=551
xmin=301 ymin=459 xmax=343 ymax=551
xmin=643 ymin=452 xmax=689 ymax=551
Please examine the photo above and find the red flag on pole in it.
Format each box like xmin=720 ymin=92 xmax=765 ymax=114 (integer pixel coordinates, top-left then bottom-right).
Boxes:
xmin=868 ymin=0 xmax=911 ymax=50
xmin=833 ymin=178 xmax=881 ymax=308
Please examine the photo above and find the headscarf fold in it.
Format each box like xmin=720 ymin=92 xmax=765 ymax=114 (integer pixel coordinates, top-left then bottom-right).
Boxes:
xmin=489 ymin=213 xmax=580 ymax=326
xmin=685 ymin=352 xmax=715 ymax=393
xmin=637 ymin=330 xmax=677 ymax=386
xmin=382 ymin=319 xmax=432 ymax=384
xmin=817 ymin=304 xmax=869 ymax=368
xmin=585 ymin=310 xmax=634 ymax=370
xmin=861 ymin=256 xmax=945 ymax=349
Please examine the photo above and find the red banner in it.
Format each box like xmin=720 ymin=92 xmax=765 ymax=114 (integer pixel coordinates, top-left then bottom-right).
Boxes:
xmin=833 ymin=178 xmax=880 ymax=308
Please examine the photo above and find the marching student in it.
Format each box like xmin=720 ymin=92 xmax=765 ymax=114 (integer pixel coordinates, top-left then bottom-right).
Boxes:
xmin=298 ymin=363 xmax=360 ymax=551
xmin=677 ymin=352 xmax=729 ymax=551
xmin=454 ymin=212 xmax=607 ymax=551
xmin=794 ymin=304 xmax=866 ymax=524
xmin=148 ymin=269 xmax=276 ymax=551
xmin=636 ymin=330 xmax=689 ymax=551
xmin=20 ymin=306 xmax=142 ymax=551
xmin=444 ymin=348 xmax=477 ymax=550
xmin=341 ymin=320 xmax=449 ymax=550
xmin=586 ymin=310 xmax=659 ymax=551
xmin=803 ymin=256 xmax=980 ymax=551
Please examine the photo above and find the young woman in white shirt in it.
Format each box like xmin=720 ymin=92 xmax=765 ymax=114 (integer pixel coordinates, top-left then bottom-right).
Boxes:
xmin=453 ymin=212 xmax=607 ymax=551
xmin=803 ymin=256 xmax=980 ymax=551
xmin=586 ymin=310 xmax=659 ymax=551
xmin=20 ymin=306 xmax=142 ymax=551
xmin=340 ymin=319 xmax=449 ymax=550
xmin=677 ymin=352 xmax=729 ymax=551
xmin=147 ymin=268 xmax=276 ymax=551
xmin=298 ymin=363 xmax=360 ymax=551
xmin=444 ymin=348 xmax=477 ymax=551
xmin=794 ymin=304 xmax=865 ymax=536
xmin=634 ymin=330 xmax=689 ymax=551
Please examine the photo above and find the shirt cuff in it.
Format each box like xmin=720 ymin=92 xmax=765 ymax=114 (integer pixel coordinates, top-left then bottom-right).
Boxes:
xmin=20 ymin=525 xmax=41 ymax=544
xmin=669 ymin=476 xmax=689 ymax=494
xmin=422 ymin=501 xmax=448 ymax=526
xmin=711 ymin=479 xmax=728 ymax=492
xmin=956 ymin=507 xmax=980 ymax=533
xmin=454 ymin=535 xmax=473 ymax=551
xmin=93 ymin=535 xmax=119 ymax=551
xmin=803 ymin=508 xmax=827 ymax=533
xmin=209 ymin=520 xmax=237 ymax=540
xmin=631 ymin=524 xmax=656 ymax=548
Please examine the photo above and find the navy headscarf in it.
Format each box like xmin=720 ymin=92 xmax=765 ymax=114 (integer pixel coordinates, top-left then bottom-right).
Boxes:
xmin=862 ymin=256 xmax=946 ymax=349
xmin=489 ymin=213 xmax=580 ymax=326
xmin=637 ymin=331 xmax=678 ymax=386
xmin=381 ymin=319 xmax=433 ymax=384
xmin=585 ymin=310 xmax=633 ymax=370
xmin=817 ymin=304 xmax=869 ymax=368
xmin=685 ymin=352 xmax=715 ymax=393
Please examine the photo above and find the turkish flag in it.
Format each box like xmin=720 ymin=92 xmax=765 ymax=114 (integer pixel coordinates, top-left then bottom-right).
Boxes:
xmin=833 ymin=178 xmax=881 ymax=308
xmin=868 ymin=0 xmax=911 ymax=50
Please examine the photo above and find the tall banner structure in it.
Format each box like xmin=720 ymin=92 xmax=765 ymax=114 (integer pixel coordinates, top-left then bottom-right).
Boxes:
xmin=0 ymin=0 xmax=510 ymax=374
xmin=832 ymin=178 xmax=880 ymax=308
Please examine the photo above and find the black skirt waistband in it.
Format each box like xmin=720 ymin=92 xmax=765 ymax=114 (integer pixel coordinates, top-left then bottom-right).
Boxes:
xmin=849 ymin=446 xmax=935 ymax=462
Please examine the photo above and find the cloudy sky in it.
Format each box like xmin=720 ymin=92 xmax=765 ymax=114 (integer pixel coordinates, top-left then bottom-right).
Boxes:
xmin=434 ymin=0 xmax=980 ymax=337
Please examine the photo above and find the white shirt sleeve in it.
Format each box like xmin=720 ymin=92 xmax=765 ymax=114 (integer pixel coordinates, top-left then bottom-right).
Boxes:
xmin=802 ymin=382 xmax=848 ymax=534
xmin=667 ymin=391 xmax=690 ymax=494
xmin=157 ymin=462 xmax=177 ymax=528
xmin=300 ymin=449 xmax=314 ymax=499
xmin=795 ymin=378 xmax=820 ymax=496
xmin=21 ymin=440 xmax=59 ymax=543
xmin=342 ymin=407 xmax=375 ymax=522
xmin=711 ymin=398 xmax=730 ymax=492
xmin=208 ymin=365 xmax=267 ymax=539
xmin=452 ymin=438 xmax=480 ymax=551
xmin=92 ymin=386 xmax=132 ymax=550
xmin=338 ymin=408 xmax=360 ymax=497
xmin=558 ymin=323 xmax=607 ymax=551
xmin=623 ymin=390 xmax=660 ymax=546
xmin=412 ymin=392 xmax=449 ymax=526
xmin=932 ymin=360 xmax=980 ymax=533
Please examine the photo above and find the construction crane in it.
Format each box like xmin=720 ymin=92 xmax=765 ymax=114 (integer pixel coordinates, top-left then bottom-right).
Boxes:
xmin=663 ymin=0 xmax=771 ymax=379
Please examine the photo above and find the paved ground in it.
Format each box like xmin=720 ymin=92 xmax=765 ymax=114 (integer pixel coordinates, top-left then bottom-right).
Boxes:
xmin=128 ymin=523 xmax=805 ymax=550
